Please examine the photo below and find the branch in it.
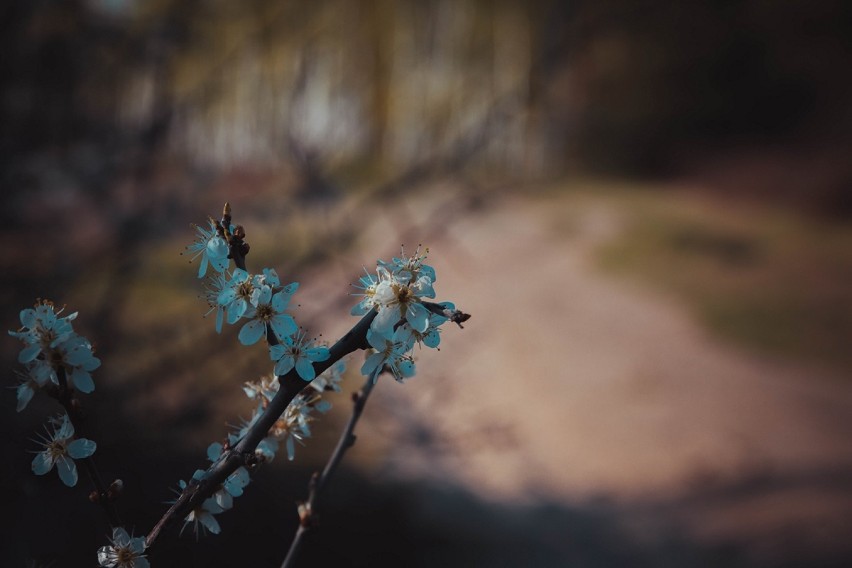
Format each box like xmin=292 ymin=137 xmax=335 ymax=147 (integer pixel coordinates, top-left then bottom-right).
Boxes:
xmin=423 ymin=301 xmax=471 ymax=329
xmin=54 ymin=368 xmax=122 ymax=528
xmin=144 ymin=307 xmax=377 ymax=549
xmin=280 ymin=369 xmax=379 ymax=568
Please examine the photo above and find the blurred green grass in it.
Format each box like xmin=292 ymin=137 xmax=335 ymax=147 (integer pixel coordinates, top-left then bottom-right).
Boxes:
xmin=591 ymin=182 xmax=852 ymax=373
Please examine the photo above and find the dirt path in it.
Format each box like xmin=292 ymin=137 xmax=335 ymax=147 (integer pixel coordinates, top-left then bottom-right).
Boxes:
xmin=301 ymin=190 xmax=852 ymax=557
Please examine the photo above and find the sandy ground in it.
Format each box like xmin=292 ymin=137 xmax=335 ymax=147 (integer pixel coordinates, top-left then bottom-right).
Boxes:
xmin=298 ymin=189 xmax=852 ymax=559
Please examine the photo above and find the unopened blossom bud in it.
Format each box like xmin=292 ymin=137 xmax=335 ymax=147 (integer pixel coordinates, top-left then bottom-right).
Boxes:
xmin=297 ymin=501 xmax=316 ymax=527
xmin=108 ymin=479 xmax=124 ymax=500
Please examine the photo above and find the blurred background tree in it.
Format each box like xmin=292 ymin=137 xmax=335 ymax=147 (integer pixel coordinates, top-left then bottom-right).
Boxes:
xmin=5 ymin=1 xmax=850 ymax=213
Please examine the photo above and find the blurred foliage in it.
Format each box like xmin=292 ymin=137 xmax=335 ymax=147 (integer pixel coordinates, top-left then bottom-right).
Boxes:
xmin=2 ymin=1 xmax=851 ymax=206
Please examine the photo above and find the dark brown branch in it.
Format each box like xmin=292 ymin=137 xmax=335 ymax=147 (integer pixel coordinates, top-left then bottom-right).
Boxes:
xmin=281 ymin=370 xmax=379 ymax=568
xmin=144 ymin=308 xmax=377 ymax=549
xmin=218 ymin=202 xmax=250 ymax=272
xmin=423 ymin=301 xmax=471 ymax=328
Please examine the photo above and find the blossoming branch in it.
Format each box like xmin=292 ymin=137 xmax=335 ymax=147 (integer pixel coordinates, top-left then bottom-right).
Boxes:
xmin=9 ymin=202 xmax=469 ymax=567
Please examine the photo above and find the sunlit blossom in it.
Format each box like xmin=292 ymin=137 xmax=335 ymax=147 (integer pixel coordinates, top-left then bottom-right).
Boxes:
xmin=185 ymin=220 xmax=230 ymax=278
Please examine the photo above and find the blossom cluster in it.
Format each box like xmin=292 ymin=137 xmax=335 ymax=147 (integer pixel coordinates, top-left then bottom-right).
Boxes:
xmin=9 ymin=300 xmax=101 ymax=411
xmin=8 ymin=302 xmax=102 ymax=489
xmin=352 ymin=247 xmax=455 ymax=382
xmin=203 ymin=266 xmax=298 ymax=343
xmin=176 ymin=359 xmax=346 ymax=538
xmin=8 ymin=204 xmax=467 ymax=567
xmin=187 ymin=219 xmax=334 ymax=382
xmin=234 ymin=358 xmax=344 ymax=463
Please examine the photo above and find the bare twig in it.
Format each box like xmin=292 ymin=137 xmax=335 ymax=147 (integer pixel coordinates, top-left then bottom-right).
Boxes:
xmin=281 ymin=369 xmax=380 ymax=568
xmin=55 ymin=367 xmax=122 ymax=528
xmin=423 ymin=301 xmax=472 ymax=328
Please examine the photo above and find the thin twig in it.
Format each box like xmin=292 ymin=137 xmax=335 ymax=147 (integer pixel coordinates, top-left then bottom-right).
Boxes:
xmin=423 ymin=301 xmax=472 ymax=328
xmin=281 ymin=369 xmax=380 ymax=568
xmin=55 ymin=367 xmax=122 ymax=528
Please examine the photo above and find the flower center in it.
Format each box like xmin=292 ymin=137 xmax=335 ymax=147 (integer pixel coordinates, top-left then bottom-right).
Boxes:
xmin=39 ymin=328 xmax=57 ymax=346
xmin=48 ymin=439 xmax=67 ymax=459
xmin=237 ymin=281 xmax=254 ymax=299
xmin=256 ymin=305 xmax=274 ymax=321
xmin=117 ymin=547 xmax=135 ymax=562
xmin=273 ymin=418 xmax=291 ymax=435
xmin=396 ymin=286 xmax=412 ymax=304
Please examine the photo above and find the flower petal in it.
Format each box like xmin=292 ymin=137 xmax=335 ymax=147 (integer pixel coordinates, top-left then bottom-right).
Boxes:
xmin=226 ymin=467 xmax=250 ymax=495
xmin=215 ymin=307 xmax=225 ymax=333
xmin=129 ymin=536 xmax=147 ymax=555
xmin=271 ymin=291 xmax=290 ymax=313
xmin=295 ymin=358 xmax=316 ymax=381
xmin=20 ymin=308 xmax=37 ymax=328
xmin=351 ymin=302 xmax=370 ymax=316
xmin=255 ymin=285 xmax=272 ymax=306
xmin=199 ymin=512 xmax=221 ymax=535
xmin=269 ymin=344 xmax=286 ymax=361
xmin=399 ymin=359 xmax=416 ymax=379
xmin=306 ymin=347 xmax=330 ymax=362
xmin=56 ymin=456 xmax=78 ymax=487
xmin=18 ymin=344 xmax=41 ymax=364
xmin=215 ymin=491 xmax=233 ymax=511
xmin=238 ymin=320 xmax=266 ymax=346
xmin=112 ymin=527 xmax=131 ymax=546
xmin=68 ymin=438 xmax=97 ymax=459
xmin=286 ymin=436 xmax=295 ymax=461
xmin=366 ymin=328 xmax=386 ymax=350
xmin=16 ymin=383 xmax=35 ymax=412
xmin=270 ymin=314 xmax=297 ymax=339
xmin=197 ymin=253 xmax=209 ymax=278
xmin=274 ymin=356 xmax=295 ymax=377
xmin=256 ymin=438 xmax=277 ymax=460
xmin=207 ymin=236 xmax=229 ymax=260
xmin=413 ymin=275 xmax=435 ymax=298
xmin=423 ymin=330 xmax=441 ymax=348
xmin=32 ymin=452 xmax=54 ymax=475
xmin=207 ymin=442 xmax=223 ymax=462
xmin=372 ymin=306 xmax=400 ymax=338
xmin=406 ymin=302 xmax=430 ymax=333
xmin=209 ymin=254 xmax=230 ymax=274
xmin=361 ymin=352 xmax=385 ymax=377
xmin=71 ymin=368 xmax=95 ymax=394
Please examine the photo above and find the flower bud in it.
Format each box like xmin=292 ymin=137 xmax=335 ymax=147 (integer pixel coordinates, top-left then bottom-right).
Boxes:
xmin=108 ymin=479 xmax=124 ymax=500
